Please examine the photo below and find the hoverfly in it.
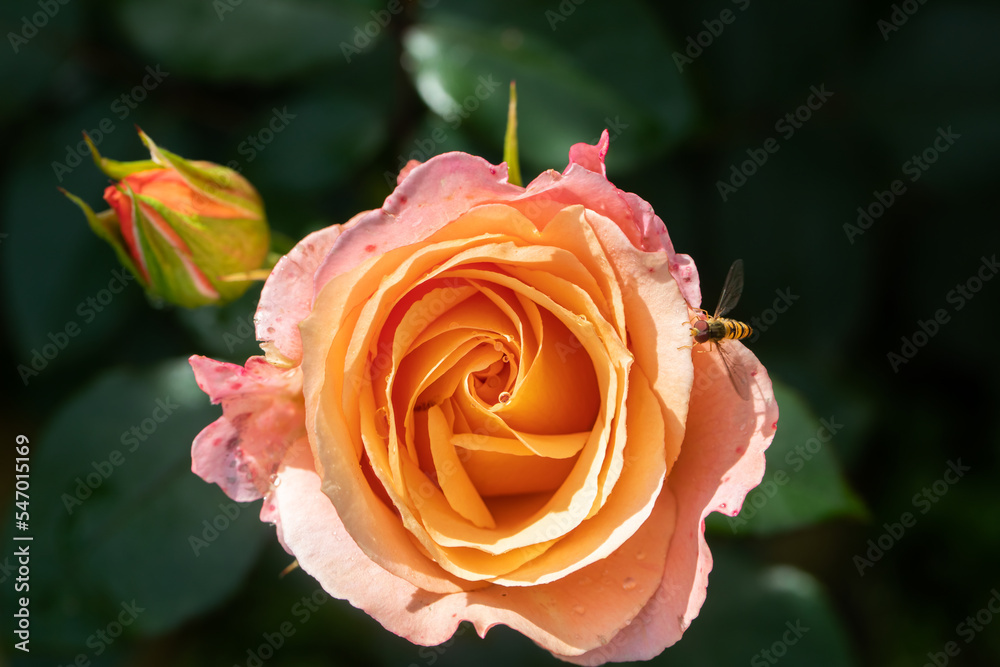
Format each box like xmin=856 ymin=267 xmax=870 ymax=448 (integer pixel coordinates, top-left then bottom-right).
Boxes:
xmin=688 ymin=259 xmax=754 ymax=401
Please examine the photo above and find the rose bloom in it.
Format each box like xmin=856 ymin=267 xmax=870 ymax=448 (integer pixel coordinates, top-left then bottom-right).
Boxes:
xmin=190 ymin=131 xmax=777 ymax=664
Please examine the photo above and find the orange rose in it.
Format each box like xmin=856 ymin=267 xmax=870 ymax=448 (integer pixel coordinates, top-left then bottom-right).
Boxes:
xmin=190 ymin=131 xmax=777 ymax=663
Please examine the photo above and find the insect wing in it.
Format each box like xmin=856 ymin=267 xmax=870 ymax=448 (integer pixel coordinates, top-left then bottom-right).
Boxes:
xmin=716 ymin=340 xmax=752 ymax=401
xmin=713 ymin=259 xmax=745 ymax=318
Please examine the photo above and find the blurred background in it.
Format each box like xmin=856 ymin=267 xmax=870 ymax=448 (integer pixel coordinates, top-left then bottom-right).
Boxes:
xmin=2 ymin=0 xmax=999 ymax=665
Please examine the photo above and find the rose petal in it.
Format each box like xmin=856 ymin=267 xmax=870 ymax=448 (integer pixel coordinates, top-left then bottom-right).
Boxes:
xmin=305 ymin=240 xmax=625 ymax=579
xmin=312 ymin=136 xmax=690 ymax=297
xmin=397 ymin=158 xmax=422 ymax=185
xmin=189 ymin=355 xmax=305 ymax=501
xmin=578 ymin=208 xmax=692 ymax=461
xmin=255 ymin=225 xmax=344 ymax=366
xmin=566 ymin=129 xmax=610 ymax=177
xmin=190 ymin=417 xmax=258 ymax=502
xmin=560 ymin=342 xmax=778 ymax=664
xmin=312 ymin=155 xmax=522 ymax=293
xmin=272 ymin=437 xmax=676 ymax=657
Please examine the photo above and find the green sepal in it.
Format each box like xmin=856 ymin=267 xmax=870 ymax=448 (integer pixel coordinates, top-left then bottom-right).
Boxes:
xmin=503 ymin=81 xmax=523 ymax=187
xmin=138 ymin=129 xmax=263 ymax=219
xmin=84 ymin=133 xmax=158 ymax=180
xmin=59 ymin=188 xmax=148 ymax=289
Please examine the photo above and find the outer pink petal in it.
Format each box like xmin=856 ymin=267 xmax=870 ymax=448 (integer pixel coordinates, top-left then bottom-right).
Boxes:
xmin=312 ymin=154 xmax=522 ymax=293
xmin=272 ymin=437 xmax=679 ymax=658
xmin=312 ymin=133 xmax=697 ymax=307
xmin=189 ymin=355 xmax=305 ymax=502
xmin=539 ymin=132 xmax=704 ymax=307
xmin=397 ymin=159 xmax=422 ymax=185
xmin=525 ymin=139 xmax=703 ymax=312
xmin=255 ymin=225 xmax=344 ymax=366
xmin=566 ymin=130 xmax=610 ymax=176
xmin=561 ymin=342 xmax=778 ymax=665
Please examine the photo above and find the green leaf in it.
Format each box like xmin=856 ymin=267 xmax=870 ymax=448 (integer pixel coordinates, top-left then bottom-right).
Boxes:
xmin=1 ymin=359 xmax=270 ymax=654
xmin=404 ymin=0 xmax=696 ymax=175
xmin=659 ymin=546 xmax=859 ymax=666
xmin=253 ymin=87 xmax=391 ymax=193
xmin=707 ymin=379 xmax=867 ymax=536
xmin=114 ymin=0 xmax=387 ymax=82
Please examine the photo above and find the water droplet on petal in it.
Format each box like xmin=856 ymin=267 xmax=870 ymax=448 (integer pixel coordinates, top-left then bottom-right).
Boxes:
xmin=573 ymin=605 xmax=586 ymax=615
xmin=493 ymin=340 xmax=504 ymax=352
xmin=375 ymin=407 xmax=390 ymax=438
xmin=498 ymin=391 xmax=511 ymax=404
xmin=269 ymin=473 xmax=281 ymax=487
xmin=501 ymin=354 xmax=509 ymax=363
xmin=623 ymin=577 xmax=636 ymax=591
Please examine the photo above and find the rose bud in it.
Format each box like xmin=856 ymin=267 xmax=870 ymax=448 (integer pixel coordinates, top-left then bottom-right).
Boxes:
xmin=189 ymin=131 xmax=778 ymax=663
xmin=62 ymin=130 xmax=270 ymax=308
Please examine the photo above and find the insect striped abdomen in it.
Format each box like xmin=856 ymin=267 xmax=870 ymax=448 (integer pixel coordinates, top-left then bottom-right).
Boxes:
xmin=692 ymin=317 xmax=752 ymax=344
xmin=719 ymin=318 xmax=752 ymax=341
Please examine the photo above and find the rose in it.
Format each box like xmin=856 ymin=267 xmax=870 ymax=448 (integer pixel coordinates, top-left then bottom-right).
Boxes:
xmin=189 ymin=131 xmax=777 ymax=663
xmin=63 ymin=129 xmax=270 ymax=307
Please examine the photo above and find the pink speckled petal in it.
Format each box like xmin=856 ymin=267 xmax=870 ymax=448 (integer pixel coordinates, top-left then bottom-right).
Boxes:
xmin=255 ymin=225 xmax=344 ymax=366
xmin=190 ymin=417 xmax=258 ymax=502
xmin=560 ymin=343 xmax=778 ymax=665
xmin=189 ymin=355 xmax=305 ymax=502
xmin=566 ymin=129 xmax=610 ymax=177
xmin=312 ymin=154 xmax=522 ymax=293
xmin=397 ymin=159 xmax=422 ymax=185
xmin=312 ymin=138 xmax=692 ymax=303
xmin=669 ymin=252 xmax=702 ymax=312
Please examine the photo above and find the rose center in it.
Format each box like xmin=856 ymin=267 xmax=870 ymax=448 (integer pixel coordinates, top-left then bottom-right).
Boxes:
xmin=469 ymin=341 xmax=515 ymax=406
